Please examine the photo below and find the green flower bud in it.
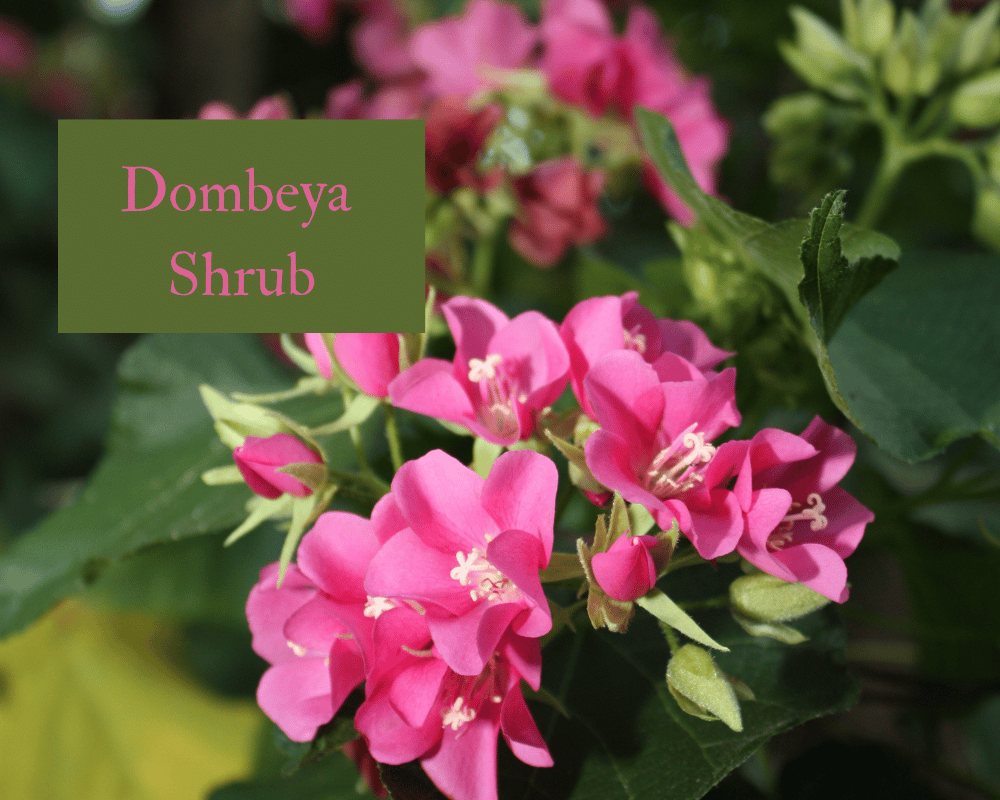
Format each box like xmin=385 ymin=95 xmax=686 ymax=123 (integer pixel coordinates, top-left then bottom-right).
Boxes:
xmin=857 ymin=0 xmax=896 ymax=57
xmin=956 ymin=1 xmax=1000 ymax=74
xmin=951 ymin=68 xmax=1000 ymax=126
xmin=882 ymin=11 xmax=940 ymax=97
xmin=779 ymin=6 xmax=871 ymax=101
xmin=973 ymin=187 xmax=1000 ymax=251
xmin=666 ymin=645 xmax=746 ymax=731
xmin=729 ymin=572 xmax=831 ymax=624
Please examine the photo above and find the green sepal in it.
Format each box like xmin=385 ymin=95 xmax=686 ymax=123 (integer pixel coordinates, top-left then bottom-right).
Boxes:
xmin=275 ymin=462 xmax=329 ymax=493
xmin=666 ymin=644 xmax=745 ymax=732
xmin=308 ymin=393 xmax=381 ymax=437
xmin=732 ymin=611 xmax=809 ymax=645
xmin=636 ymin=588 xmax=730 ymax=652
xmin=200 ymin=465 xmax=244 ymax=485
xmin=224 ymin=495 xmax=292 ymax=547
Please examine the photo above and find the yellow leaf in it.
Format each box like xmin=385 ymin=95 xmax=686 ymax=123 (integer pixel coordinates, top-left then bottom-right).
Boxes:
xmin=0 ymin=603 xmax=263 ymax=800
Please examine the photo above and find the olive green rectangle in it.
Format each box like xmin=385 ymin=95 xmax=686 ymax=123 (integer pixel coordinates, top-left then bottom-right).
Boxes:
xmin=58 ymin=119 xmax=425 ymax=333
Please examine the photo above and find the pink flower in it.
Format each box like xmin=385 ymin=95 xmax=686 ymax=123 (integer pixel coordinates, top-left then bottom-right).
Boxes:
xmin=508 ymin=157 xmax=607 ymax=267
xmin=591 ymin=534 xmax=659 ymax=601
xmin=705 ymin=418 xmax=874 ymax=603
xmin=539 ymin=0 xmax=728 ymax=224
xmin=355 ymin=632 xmax=552 ymax=800
xmin=197 ymin=95 xmax=293 ymax=119
xmin=353 ymin=0 xmax=419 ymax=81
xmin=246 ymin=562 xmax=365 ymax=741
xmin=324 ymin=79 xmax=427 ymax=120
xmin=425 ymin=98 xmax=503 ymax=195
xmin=285 ymin=0 xmax=338 ymax=42
xmin=365 ymin=449 xmax=557 ymax=675
xmin=233 ymin=433 xmax=322 ymax=499
xmin=561 ymin=291 xmax=733 ymax=418
xmin=0 ymin=15 xmax=35 ymax=75
xmin=304 ymin=332 xmax=401 ymax=398
xmin=583 ymin=350 xmax=744 ymax=558
xmin=389 ymin=297 xmax=570 ymax=445
xmin=409 ymin=0 xmax=537 ymax=99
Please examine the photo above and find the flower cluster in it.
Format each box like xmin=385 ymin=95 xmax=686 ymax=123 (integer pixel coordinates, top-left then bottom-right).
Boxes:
xmin=248 ymin=448 xmax=557 ymax=800
xmin=221 ymin=292 xmax=872 ymax=800
xmin=201 ymin=0 xmax=729 ymax=272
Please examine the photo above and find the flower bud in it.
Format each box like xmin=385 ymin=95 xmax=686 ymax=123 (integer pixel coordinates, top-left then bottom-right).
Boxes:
xmin=729 ymin=572 xmax=831 ymax=624
xmin=591 ymin=535 xmax=659 ymax=602
xmin=233 ymin=433 xmax=324 ymax=499
xmin=951 ymin=68 xmax=1000 ymax=127
xmin=199 ymin=384 xmax=284 ymax=449
xmin=857 ymin=0 xmax=896 ymax=57
xmin=779 ymin=6 xmax=871 ymax=101
xmin=973 ymin=187 xmax=1000 ymax=251
xmin=666 ymin=645 xmax=745 ymax=732
xmin=956 ymin=1 xmax=1000 ymax=75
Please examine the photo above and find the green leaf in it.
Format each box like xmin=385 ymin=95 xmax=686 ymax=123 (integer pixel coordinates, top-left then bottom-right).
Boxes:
xmin=824 ymin=252 xmax=1000 ymax=461
xmin=639 ymin=109 xmax=997 ymax=462
xmin=210 ymin=752 xmax=369 ymax=800
xmin=495 ymin=574 xmax=859 ymax=800
xmin=798 ymin=190 xmax=898 ymax=342
xmin=0 ymin=334 xmax=351 ymax=639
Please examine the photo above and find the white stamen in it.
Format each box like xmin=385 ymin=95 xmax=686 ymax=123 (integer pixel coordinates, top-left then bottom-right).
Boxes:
xmin=769 ymin=494 xmax=828 ymax=551
xmin=623 ymin=326 xmax=647 ymax=354
xmin=644 ymin=423 xmax=716 ymax=498
xmin=450 ymin=548 xmax=490 ymax=585
xmin=468 ymin=353 xmax=503 ymax=383
xmin=287 ymin=640 xmax=308 ymax=657
xmin=441 ymin=697 xmax=477 ymax=730
xmin=363 ymin=595 xmax=398 ymax=619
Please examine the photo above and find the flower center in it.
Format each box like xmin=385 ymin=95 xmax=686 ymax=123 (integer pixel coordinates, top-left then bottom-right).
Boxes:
xmin=363 ymin=595 xmax=398 ymax=619
xmin=643 ymin=423 xmax=716 ymax=499
xmin=450 ymin=547 xmax=520 ymax=603
xmin=623 ymin=325 xmax=647 ymax=354
xmin=438 ymin=656 xmax=505 ymax=733
xmin=767 ymin=493 xmax=828 ymax=551
xmin=467 ymin=353 xmax=520 ymax=440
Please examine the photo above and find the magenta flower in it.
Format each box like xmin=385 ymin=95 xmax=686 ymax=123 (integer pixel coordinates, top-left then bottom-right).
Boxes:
xmin=425 ymin=97 xmax=503 ymax=195
xmin=233 ymin=433 xmax=322 ymax=499
xmin=508 ymin=157 xmax=608 ymax=267
xmin=409 ymin=0 xmax=537 ymax=98
xmin=0 ymin=15 xmax=35 ymax=76
xmin=591 ymin=534 xmax=659 ymax=601
xmin=324 ymin=79 xmax=427 ymax=120
xmin=353 ymin=0 xmax=419 ymax=81
xmin=561 ymin=291 xmax=733 ymax=418
xmin=389 ymin=297 xmax=570 ymax=445
xmin=304 ymin=332 xmax=401 ymax=398
xmin=705 ymin=418 xmax=874 ymax=603
xmin=538 ymin=0 xmax=728 ymax=224
xmin=365 ymin=449 xmax=557 ymax=675
xmin=355 ymin=632 xmax=552 ymax=800
xmin=197 ymin=95 xmax=293 ymax=119
xmin=583 ymin=350 xmax=743 ymax=558
xmin=285 ymin=0 xmax=338 ymax=42
xmin=246 ymin=562 xmax=365 ymax=742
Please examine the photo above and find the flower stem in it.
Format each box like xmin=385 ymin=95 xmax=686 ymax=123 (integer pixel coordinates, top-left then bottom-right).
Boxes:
xmin=326 ymin=467 xmax=390 ymax=498
xmin=855 ymin=144 xmax=908 ymax=230
xmin=383 ymin=404 xmax=404 ymax=472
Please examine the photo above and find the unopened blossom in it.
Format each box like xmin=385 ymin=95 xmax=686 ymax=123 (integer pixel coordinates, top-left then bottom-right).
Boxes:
xmin=561 ymin=291 xmax=733 ymax=418
xmin=197 ymin=95 xmax=293 ymax=119
xmin=246 ymin=562 xmax=365 ymax=742
xmin=583 ymin=350 xmax=743 ymax=558
xmin=233 ymin=433 xmax=322 ymax=499
xmin=365 ymin=449 xmax=557 ymax=675
xmin=389 ymin=297 xmax=570 ymax=445
xmin=304 ymin=332 xmax=401 ymax=398
xmin=508 ymin=157 xmax=607 ymax=267
xmin=355 ymin=632 xmax=552 ymax=800
xmin=425 ymin=98 xmax=504 ymax=195
xmin=591 ymin=533 xmax=659 ymax=601
xmin=409 ymin=0 xmax=537 ymax=98
xmin=539 ymin=0 xmax=728 ymax=224
xmin=705 ymin=418 xmax=874 ymax=603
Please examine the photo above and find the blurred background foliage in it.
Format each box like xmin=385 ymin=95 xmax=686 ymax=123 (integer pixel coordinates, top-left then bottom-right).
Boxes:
xmin=0 ymin=0 xmax=999 ymax=799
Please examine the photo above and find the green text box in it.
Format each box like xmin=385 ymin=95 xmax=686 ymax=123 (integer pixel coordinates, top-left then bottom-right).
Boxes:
xmin=59 ymin=119 xmax=425 ymax=333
